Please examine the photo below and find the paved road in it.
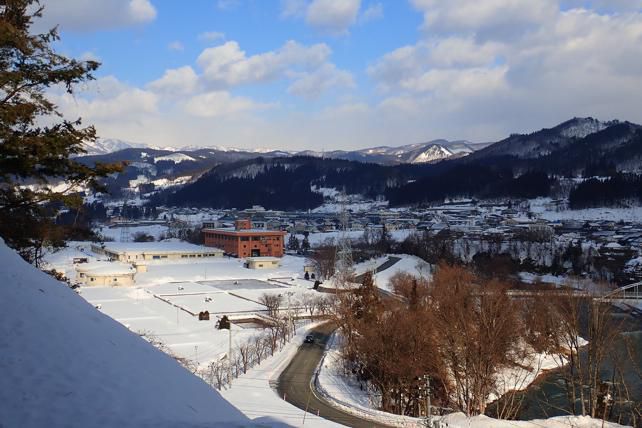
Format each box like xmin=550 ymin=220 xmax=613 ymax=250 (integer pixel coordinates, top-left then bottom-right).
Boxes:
xmin=275 ymin=322 xmax=390 ymax=427
xmin=354 ymin=256 xmax=402 ymax=283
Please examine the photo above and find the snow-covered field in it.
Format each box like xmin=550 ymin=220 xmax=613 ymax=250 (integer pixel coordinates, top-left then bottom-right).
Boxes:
xmin=42 ymin=244 xmax=317 ymax=369
xmin=530 ymin=197 xmax=642 ymax=222
xmin=95 ymin=224 xmax=169 ymax=241
xmin=372 ymin=254 xmax=431 ymax=291
xmin=0 ymin=239 xmax=248 ymax=427
xmin=302 ymin=229 xmax=414 ymax=246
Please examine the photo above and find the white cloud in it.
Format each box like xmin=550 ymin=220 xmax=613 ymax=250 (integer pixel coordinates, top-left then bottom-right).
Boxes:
xmin=198 ymin=31 xmax=225 ymax=42
xmin=79 ymin=51 xmax=101 ymax=62
xmin=217 ymin=0 xmax=240 ymax=10
xmin=197 ymin=40 xmax=331 ymax=87
xmin=35 ymin=0 xmax=156 ymax=32
xmin=280 ymin=0 xmax=307 ymax=18
xmin=410 ymin=0 xmax=558 ymax=41
xmin=359 ymin=2 xmax=383 ymax=24
xmin=148 ymin=66 xmax=199 ymax=95
xmin=53 ymin=76 xmax=158 ymax=121
xmin=287 ymin=63 xmax=355 ymax=99
xmin=367 ymin=3 xmax=642 ymax=141
xmin=306 ymin=0 xmax=361 ymax=34
xmin=167 ymin=41 xmax=185 ymax=51
xmin=183 ymin=91 xmax=271 ymax=118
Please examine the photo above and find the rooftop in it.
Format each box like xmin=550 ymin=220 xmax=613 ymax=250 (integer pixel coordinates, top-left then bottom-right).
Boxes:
xmin=203 ymin=227 xmax=286 ymax=234
xmin=95 ymin=242 xmax=223 ymax=254
xmin=76 ymin=261 xmax=136 ymax=275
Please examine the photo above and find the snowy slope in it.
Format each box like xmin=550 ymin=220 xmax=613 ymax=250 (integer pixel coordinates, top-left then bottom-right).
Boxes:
xmin=82 ymin=138 xmax=142 ymax=155
xmin=154 ymin=153 xmax=197 ymax=163
xmin=409 ymin=144 xmax=454 ymax=163
xmin=0 ymin=239 xmax=249 ymax=428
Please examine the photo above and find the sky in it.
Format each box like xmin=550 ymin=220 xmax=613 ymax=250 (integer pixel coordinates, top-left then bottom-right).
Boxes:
xmin=37 ymin=0 xmax=642 ymax=151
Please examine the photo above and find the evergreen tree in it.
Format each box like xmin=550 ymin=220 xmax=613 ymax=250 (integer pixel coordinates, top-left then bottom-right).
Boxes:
xmin=301 ymin=235 xmax=311 ymax=252
xmin=287 ymin=233 xmax=300 ymax=251
xmin=0 ymin=1 xmax=122 ymax=264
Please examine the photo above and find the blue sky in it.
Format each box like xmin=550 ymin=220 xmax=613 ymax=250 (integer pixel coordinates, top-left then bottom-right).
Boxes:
xmin=40 ymin=0 xmax=642 ymax=150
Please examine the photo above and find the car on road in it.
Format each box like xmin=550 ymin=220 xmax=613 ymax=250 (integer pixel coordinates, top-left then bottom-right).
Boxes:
xmin=304 ymin=335 xmax=315 ymax=344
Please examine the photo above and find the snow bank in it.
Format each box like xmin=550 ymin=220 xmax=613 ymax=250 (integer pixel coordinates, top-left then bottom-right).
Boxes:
xmin=0 ymin=239 xmax=248 ymax=428
xmin=372 ymin=254 xmax=432 ymax=292
xmin=441 ymin=412 xmax=628 ymax=427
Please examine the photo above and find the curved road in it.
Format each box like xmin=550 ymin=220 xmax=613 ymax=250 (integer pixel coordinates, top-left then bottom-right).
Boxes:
xmin=275 ymin=322 xmax=390 ymax=427
xmin=276 ymin=256 xmax=403 ymax=427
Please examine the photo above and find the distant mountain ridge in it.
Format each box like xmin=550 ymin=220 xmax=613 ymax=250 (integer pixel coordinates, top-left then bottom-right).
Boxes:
xmin=83 ymin=117 xmax=642 ymax=208
xmin=82 ymin=138 xmax=487 ymax=165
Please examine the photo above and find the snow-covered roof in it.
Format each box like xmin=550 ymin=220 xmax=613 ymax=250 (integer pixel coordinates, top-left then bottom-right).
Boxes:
xmin=246 ymin=256 xmax=280 ymax=262
xmin=76 ymin=261 xmax=136 ymax=276
xmin=98 ymin=242 xmax=222 ymax=255
xmin=0 ymin=239 xmax=247 ymax=427
xmin=204 ymin=227 xmax=285 ymax=234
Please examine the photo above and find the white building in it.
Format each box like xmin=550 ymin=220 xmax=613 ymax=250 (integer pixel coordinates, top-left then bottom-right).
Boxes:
xmin=91 ymin=242 xmax=223 ymax=263
xmin=75 ymin=262 xmax=136 ymax=286
xmin=244 ymin=256 xmax=281 ymax=269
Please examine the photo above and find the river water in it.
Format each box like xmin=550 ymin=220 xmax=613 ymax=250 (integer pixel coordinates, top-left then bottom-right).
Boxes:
xmin=513 ymin=310 xmax=642 ymax=426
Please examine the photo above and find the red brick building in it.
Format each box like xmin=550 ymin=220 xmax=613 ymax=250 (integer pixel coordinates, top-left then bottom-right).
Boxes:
xmin=203 ymin=219 xmax=286 ymax=258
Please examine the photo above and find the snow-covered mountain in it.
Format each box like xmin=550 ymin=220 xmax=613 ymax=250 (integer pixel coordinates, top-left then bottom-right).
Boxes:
xmin=297 ymin=139 xmax=484 ymax=165
xmin=467 ymin=117 xmax=617 ymax=160
xmin=0 ymin=239 xmax=248 ymax=427
xmin=82 ymin=138 xmax=143 ymax=156
xmin=409 ymin=144 xmax=455 ymax=163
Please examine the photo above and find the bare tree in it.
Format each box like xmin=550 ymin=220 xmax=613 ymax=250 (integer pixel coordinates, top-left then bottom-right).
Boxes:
xmin=237 ymin=342 xmax=253 ymax=375
xmin=310 ymin=239 xmax=337 ymax=280
xmin=301 ymin=293 xmax=318 ymax=319
xmin=259 ymin=293 xmax=282 ymax=318
xmin=251 ymin=334 xmax=267 ymax=366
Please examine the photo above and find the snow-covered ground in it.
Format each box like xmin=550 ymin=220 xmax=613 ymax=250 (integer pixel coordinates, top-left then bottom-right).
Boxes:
xmin=0 ymin=239 xmax=248 ymax=428
xmin=441 ymin=413 xmax=628 ymax=427
xmin=371 ymin=254 xmax=431 ymax=292
xmin=312 ymin=200 xmax=388 ymax=213
xmin=541 ymin=207 xmax=642 ymax=222
xmin=518 ymin=272 xmax=569 ymax=286
xmin=42 ymin=244 xmax=316 ymax=369
xmin=530 ymin=197 xmax=642 ymax=222
xmin=95 ymin=224 xmax=169 ymax=242
xmin=303 ymin=229 xmax=414 ymax=246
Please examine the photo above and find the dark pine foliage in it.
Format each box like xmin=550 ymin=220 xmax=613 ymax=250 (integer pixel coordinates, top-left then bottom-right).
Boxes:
xmin=386 ymin=165 xmax=553 ymax=206
xmin=569 ymin=173 xmax=642 ymax=209
xmin=167 ymin=163 xmax=324 ymax=210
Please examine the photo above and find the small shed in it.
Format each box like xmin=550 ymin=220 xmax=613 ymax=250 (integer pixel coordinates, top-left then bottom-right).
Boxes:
xmin=245 ymin=256 xmax=281 ymax=269
xmin=75 ymin=262 xmax=136 ymax=286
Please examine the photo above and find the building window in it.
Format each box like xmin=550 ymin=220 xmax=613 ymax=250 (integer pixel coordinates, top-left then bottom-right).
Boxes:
xmin=153 ymin=255 xmax=160 ymax=260
xmin=240 ymin=236 xmax=249 ymax=241
xmin=252 ymin=236 xmax=261 ymax=241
